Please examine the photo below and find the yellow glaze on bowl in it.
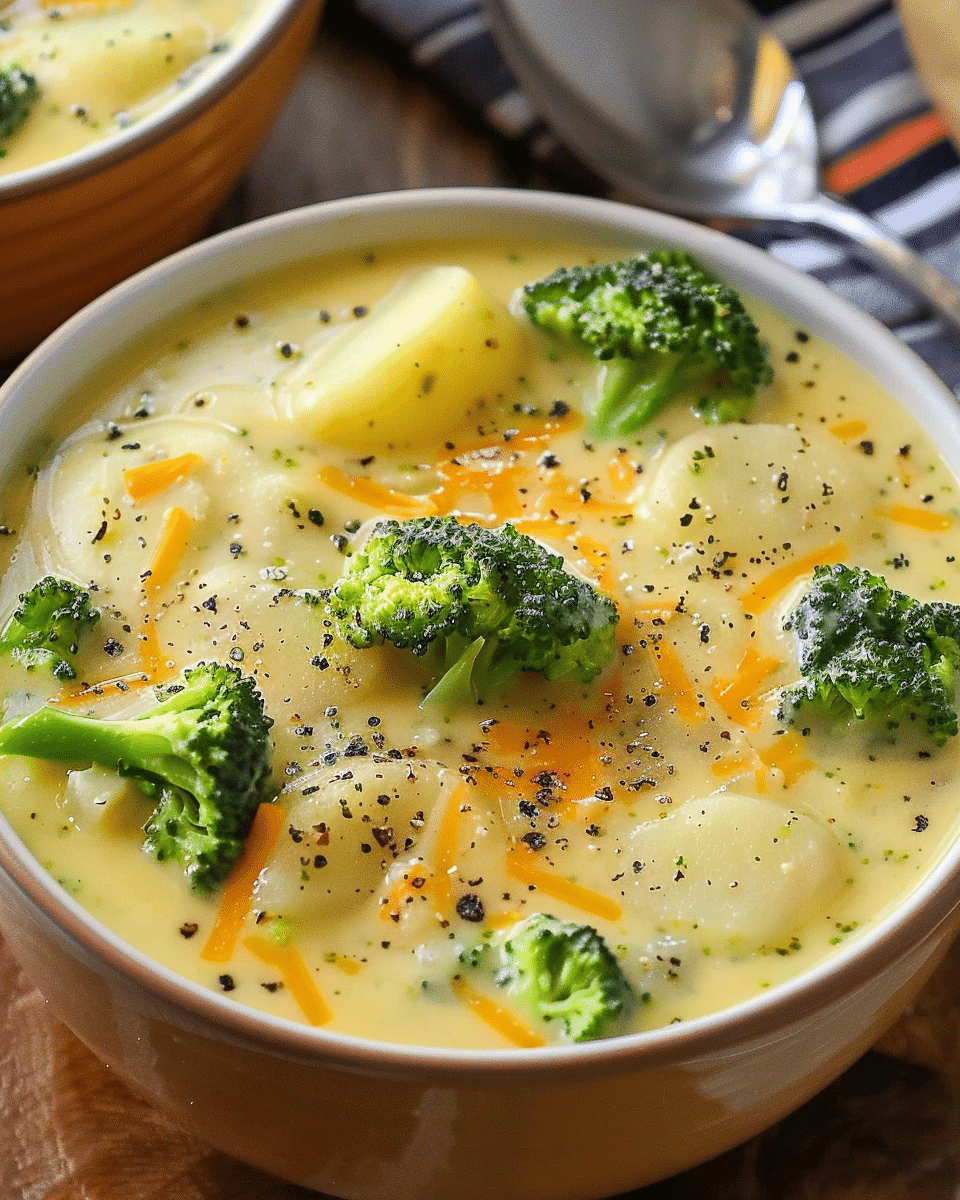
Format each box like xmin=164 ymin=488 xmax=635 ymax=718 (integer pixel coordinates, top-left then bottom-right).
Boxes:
xmin=0 ymin=0 xmax=322 ymax=363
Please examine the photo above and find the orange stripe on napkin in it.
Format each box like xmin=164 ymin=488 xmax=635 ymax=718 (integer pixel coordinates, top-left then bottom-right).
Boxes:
xmin=824 ymin=111 xmax=951 ymax=194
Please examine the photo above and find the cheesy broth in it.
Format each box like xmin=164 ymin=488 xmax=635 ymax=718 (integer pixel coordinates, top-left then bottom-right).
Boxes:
xmin=1 ymin=237 xmax=959 ymax=1050
xmin=0 ymin=0 xmax=263 ymax=174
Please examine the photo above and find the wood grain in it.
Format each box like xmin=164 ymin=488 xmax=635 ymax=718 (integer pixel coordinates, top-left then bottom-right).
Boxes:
xmin=0 ymin=940 xmax=316 ymax=1199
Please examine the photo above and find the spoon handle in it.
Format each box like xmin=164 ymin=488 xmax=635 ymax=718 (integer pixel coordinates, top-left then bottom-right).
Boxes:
xmin=793 ymin=192 xmax=960 ymax=338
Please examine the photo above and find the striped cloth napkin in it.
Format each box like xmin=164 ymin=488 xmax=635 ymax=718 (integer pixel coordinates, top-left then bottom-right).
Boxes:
xmin=350 ymin=0 xmax=960 ymax=397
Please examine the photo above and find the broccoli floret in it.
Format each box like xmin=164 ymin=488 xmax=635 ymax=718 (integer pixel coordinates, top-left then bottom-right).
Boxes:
xmin=328 ymin=516 xmax=619 ymax=703
xmin=0 ymin=575 xmax=100 ymax=681
xmin=460 ymin=912 xmax=631 ymax=1042
xmin=0 ymin=661 xmax=274 ymax=890
xmin=0 ymin=65 xmax=40 ymax=144
xmin=778 ymin=562 xmax=960 ymax=745
xmin=521 ymin=250 xmax=773 ymax=438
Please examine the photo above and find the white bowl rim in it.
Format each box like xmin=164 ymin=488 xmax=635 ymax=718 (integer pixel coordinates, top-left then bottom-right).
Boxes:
xmin=0 ymin=0 xmax=316 ymax=200
xmin=2 ymin=185 xmax=960 ymax=1082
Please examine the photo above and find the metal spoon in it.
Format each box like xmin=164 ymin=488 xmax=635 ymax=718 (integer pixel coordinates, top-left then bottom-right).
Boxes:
xmin=480 ymin=0 xmax=960 ymax=333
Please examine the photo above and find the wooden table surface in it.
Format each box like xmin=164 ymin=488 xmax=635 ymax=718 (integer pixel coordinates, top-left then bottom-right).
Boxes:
xmin=5 ymin=3 xmax=960 ymax=1197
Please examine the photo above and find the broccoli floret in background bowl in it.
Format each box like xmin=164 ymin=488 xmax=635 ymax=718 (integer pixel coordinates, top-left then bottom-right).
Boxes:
xmin=0 ymin=65 xmax=40 ymax=146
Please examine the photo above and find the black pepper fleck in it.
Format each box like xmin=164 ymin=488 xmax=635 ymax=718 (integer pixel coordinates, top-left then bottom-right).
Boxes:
xmin=455 ymin=893 xmax=486 ymax=922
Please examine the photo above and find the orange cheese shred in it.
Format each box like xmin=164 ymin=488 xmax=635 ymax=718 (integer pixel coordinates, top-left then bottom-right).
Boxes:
xmin=39 ymin=0 xmax=131 ymax=11
xmin=380 ymin=866 xmax=434 ymax=923
xmin=144 ymin=505 xmax=194 ymax=597
xmin=710 ymin=751 xmax=768 ymax=794
xmin=201 ymin=802 xmax=286 ymax=963
xmin=479 ymin=720 xmax=604 ymax=800
xmin=710 ymin=647 xmax=782 ymax=725
xmin=430 ymin=458 xmax=530 ymax=522
xmin=647 ymin=636 xmax=703 ymax=722
xmin=758 ymin=734 xmax=815 ymax=788
xmin=882 ymin=504 xmax=954 ymax=533
xmin=739 ymin=541 xmax=847 ymax=616
xmin=607 ymin=450 xmax=640 ymax=495
xmin=711 ymin=752 xmax=755 ymax=781
xmin=431 ymin=782 xmax=470 ymax=917
xmin=485 ymin=909 xmax=523 ymax=929
xmin=828 ymin=419 xmax=868 ymax=442
xmin=318 ymin=465 xmax=437 ymax=517
xmin=137 ymin=615 xmax=178 ymax=684
xmin=330 ymin=954 xmax=362 ymax=976
xmin=511 ymin=517 xmax=575 ymax=539
xmin=540 ymin=475 xmax=632 ymax=518
xmin=569 ymin=532 xmax=613 ymax=587
xmin=122 ymin=453 xmax=202 ymax=501
xmin=243 ymin=936 xmax=332 ymax=1026
xmin=437 ymin=410 xmax=581 ymax=462
xmin=451 ymin=975 xmax=545 ymax=1048
xmin=137 ymin=507 xmax=193 ymax=683
xmin=506 ymin=846 xmax=622 ymax=922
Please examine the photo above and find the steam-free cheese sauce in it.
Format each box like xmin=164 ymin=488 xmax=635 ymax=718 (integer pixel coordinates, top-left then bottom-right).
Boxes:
xmin=1 ymin=237 xmax=959 ymax=1049
xmin=0 ymin=0 xmax=264 ymax=175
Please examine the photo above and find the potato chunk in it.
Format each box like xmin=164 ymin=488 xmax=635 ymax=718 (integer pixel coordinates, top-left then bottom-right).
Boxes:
xmin=636 ymin=423 xmax=868 ymax=565
xmin=255 ymin=757 xmax=457 ymax=921
xmin=278 ymin=266 xmax=529 ymax=451
xmin=625 ymin=792 xmax=846 ymax=951
xmin=7 ymin=19 xmax=212 ymax=118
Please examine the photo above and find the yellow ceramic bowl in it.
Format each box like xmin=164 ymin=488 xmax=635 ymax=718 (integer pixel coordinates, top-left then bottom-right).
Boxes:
xmin=0 ymin=0 xmax=322 ymax=363
xmin=1 ymin=189 xmax=960 ymax=1200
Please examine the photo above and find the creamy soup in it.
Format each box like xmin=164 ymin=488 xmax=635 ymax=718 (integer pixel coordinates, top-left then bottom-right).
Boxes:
xmin=1 ymin=237 xmax=959 ymax=1050
xmin=0 ymin=0 xmax=264 ymax=174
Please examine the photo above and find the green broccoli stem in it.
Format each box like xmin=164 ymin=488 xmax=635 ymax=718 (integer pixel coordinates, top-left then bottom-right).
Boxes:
xmin=420 ymin=633 xmax=521 ymax=707
xmin=593 ymin=353 xmax=751 ymax=439
xmin=0 ymin=661 xmax=272 ymax=892
xmin=696 ymin=389 xmax=753 ymax=424
xmin=592 ymin=355 xmax=680 ymax=438
xmin=421 ymin=635 xmax=486 ymax=708
xmin=0 ymin=704 xmax=197 ymax=795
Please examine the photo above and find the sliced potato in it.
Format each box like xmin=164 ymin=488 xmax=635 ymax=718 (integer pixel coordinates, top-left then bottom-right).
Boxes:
xmin=624 ymin=791 xmax=846 ymax=951
xmin=636 ymin=423 xmax=868 ymax=563
xmin=277 ymin=266 xmax=530 ymax=451
xmin=255 ymin=756 xmax=456 ymax=921
xmin=32 ymin=23 xmax=211 ymax=117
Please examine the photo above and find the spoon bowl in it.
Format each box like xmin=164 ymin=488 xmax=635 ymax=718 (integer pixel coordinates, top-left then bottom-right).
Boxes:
xmin=481 ymin=0 xmax=960 ymax=332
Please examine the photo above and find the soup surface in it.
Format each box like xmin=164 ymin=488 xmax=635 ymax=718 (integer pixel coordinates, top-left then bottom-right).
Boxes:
xmin=0 ymin=0 xmax=264 ymax=174
xmin=1 ymin=236 xmax=959 ymax=1049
